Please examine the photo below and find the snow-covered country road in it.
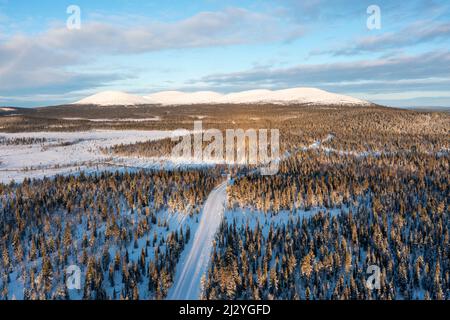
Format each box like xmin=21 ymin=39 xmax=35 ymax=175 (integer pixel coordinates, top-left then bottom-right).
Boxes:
xmin=168 ymin=181 xmax=227 ymax=300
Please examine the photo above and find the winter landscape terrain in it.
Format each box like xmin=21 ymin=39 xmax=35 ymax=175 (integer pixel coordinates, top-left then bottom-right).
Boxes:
xmin=1 ymin=0 xmax=449 ymax=307
xmin=1 ymin=89 xmax=448 ymax=300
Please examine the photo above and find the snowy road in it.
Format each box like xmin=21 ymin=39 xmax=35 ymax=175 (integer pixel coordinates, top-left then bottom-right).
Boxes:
xmin=167 ymin=181 xmax=227 ymax=300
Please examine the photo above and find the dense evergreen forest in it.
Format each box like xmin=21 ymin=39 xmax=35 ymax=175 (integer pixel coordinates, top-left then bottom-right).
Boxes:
xmin=0 ymin=169 xmax=221 ymax=299
xmin=204 ymin=150 xmax=449 ymax=300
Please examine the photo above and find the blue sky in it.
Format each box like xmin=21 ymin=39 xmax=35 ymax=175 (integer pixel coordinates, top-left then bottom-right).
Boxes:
xmin=0 ymin=0 xmax=449 ymax=107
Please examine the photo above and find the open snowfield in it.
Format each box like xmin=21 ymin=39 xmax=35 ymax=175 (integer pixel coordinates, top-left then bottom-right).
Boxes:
xmin=0 ymin=129 xmax=254 ymax=183
xmin=0 ymin=130 xmax=179 ymax=183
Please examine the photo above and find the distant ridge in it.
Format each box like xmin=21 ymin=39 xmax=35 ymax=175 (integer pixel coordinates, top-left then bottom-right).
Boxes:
xmin=0 ymin=107 xmax=18 ymax=112
xmin=73 ymin=91 xmax=150 ymax=106
xmin=73 ymin=88 xmax=372 ymax=106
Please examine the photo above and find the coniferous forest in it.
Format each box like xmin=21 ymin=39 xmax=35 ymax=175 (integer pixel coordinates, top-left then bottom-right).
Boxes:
xmin=204 ymin=151 xmax=449 ymax=300
xmin=0 ymin=169 xmax=221 ymax=299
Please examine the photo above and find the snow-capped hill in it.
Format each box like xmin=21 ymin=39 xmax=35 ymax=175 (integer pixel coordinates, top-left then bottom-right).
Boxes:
xmin=73 ymin=88 xmax=371 ymax=106
xmin=0 ymin=107 xmax=17 ymax=112
xmin=180 ymin=91 xmax=224 ymax=104
xmin=73 ymin=91 xmax=151 ymax=106
xmin=144 ymin=91 xmax=223 ymax=105
xmin=145 ymin=87 xmax=371 ymax=106
xmin=220 ymin=89 xmax=273 ymax=104
xmin=144 ymin=91 xmax=186 ymax=104
xmin=268 ymin=88 xmax=370 ymax=105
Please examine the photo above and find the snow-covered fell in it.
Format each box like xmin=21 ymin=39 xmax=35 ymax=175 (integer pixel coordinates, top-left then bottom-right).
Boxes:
xmin=73 ymin=88 xmax=372 ymax=106
xmin=146 ymin=87 xmax=371 ymax=106
xmin=73 ymin=91 xmax=151 ymax=106
xmin=219 ymin=89 xmax=274 ymax=104
xmin=145 ymin=91 xmax=223 ymax=105
xmin=267 ymin=88 xmax=369 ymax=105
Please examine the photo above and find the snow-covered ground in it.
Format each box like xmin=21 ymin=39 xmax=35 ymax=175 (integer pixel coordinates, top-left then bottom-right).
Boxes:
xmin=168 ymin=181 xmax=227 ymax=300
xmin=0 ymin=130 xmax=177 ymax=183
xmin=0 ymin=128 xmax=284 ymax=183
xmin=145 ymin=91 xmax=224 ymax=105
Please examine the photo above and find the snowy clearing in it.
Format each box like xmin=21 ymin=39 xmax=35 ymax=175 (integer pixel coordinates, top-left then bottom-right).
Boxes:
xmin=0 ymin=130 xmax=176 ymax=183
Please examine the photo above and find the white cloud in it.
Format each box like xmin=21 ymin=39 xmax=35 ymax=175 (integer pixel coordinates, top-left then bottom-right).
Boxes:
xmin=312 ymin=21 xmax=450 ymax=56
xmin=351 ymin=90 xmax=450 ymax=100
xmin=0 ymin=8 xmax=304 ymax=96
xmin=194 ymin=50 xmax=450 ymax=93
xmin=34 ymin=8 xmax=302 ymax=53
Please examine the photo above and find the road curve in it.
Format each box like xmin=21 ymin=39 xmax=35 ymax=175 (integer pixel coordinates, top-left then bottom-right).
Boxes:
xmin=167 ymin=181 xmax=227 ymax=300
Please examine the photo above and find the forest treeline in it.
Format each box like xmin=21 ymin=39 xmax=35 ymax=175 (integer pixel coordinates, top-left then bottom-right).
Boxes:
xmin=0 ymin=137 xmax=48 ymax=146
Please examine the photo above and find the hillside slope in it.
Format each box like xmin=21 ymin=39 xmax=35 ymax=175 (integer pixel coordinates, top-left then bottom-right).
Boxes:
xmin=73 ymin=87 xmax=371 ymax=106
